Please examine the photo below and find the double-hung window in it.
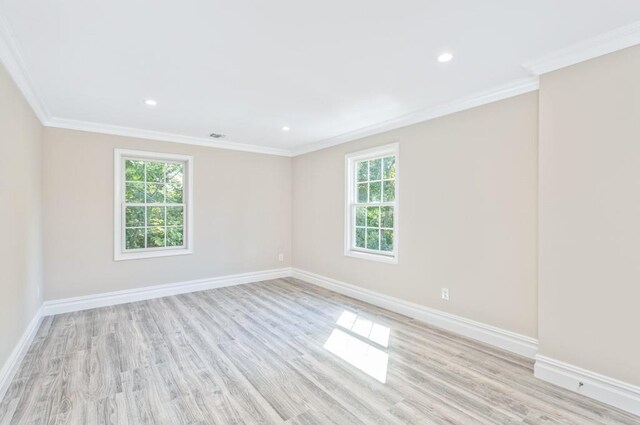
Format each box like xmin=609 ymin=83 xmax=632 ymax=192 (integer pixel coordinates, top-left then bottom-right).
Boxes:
xmin=114 ymin=149 xmax=193 ymax=261
xmin=345 ymin=143 xmax=399 ymax=263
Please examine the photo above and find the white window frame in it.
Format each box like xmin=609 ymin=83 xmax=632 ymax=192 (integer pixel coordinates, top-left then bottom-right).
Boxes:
xmin=344 ymin=143 xmax=399 ymax=264
xmin=114 ymin=149 xmax=194 ymax=261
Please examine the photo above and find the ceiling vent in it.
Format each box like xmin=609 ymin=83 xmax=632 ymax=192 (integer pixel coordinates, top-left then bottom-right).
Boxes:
xmin=209 ymin=132 xmax=226 ymax=139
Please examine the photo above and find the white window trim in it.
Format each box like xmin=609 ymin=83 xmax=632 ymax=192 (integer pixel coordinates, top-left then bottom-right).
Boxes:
xmin=114 ymin=148 xmax=194 ymax=261
xmin=344 ymin=142 xmax=399 ymax=264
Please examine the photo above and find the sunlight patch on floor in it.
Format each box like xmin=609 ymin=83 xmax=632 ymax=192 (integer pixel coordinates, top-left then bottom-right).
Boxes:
xmin=324 ymin=311 xmax=390 ymax=383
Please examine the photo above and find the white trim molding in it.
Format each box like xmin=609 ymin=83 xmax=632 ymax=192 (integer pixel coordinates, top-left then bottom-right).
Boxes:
xmin=344 ymin=143 xmax=400 ymax=264
xmin=114 ymin=149 xmax=195 ymax=261
xmin=523 ymin=21 xmax=640 ymax=75
xmin=0 ymin=309 xmax=43 ymax=403
xmin=0 ymin=12 xmax=538 ymax=158
xmin=3 ymin=7 xmax=640 ymax=158
xmin=47 ymin=118 xmax=292 ymax=157
xmin=291 ymin=268 xmax=538 ymax=359
xmin=2 ymin=268 xmax=291 ymax=402
xmin=42 ymin=268 xmax=292 ymax=316
xmin=534 ymin=355 xmax=640 ymax=417
xmin=293 ymin=78 xmax=539 ymax=156
xmin=0 ymin=12 xmax=50 ymax=123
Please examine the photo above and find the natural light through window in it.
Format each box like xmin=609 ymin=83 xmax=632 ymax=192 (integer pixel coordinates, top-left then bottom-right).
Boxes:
xmin=114 ymin=149 xmax=193 ymax=261
xmin=324 ymin=310 xmax=390 ymax=383
xmin=336 ymin=310 xmax=390 ymax=347
xmin=345 ymin=143 xmax=399 ymax=263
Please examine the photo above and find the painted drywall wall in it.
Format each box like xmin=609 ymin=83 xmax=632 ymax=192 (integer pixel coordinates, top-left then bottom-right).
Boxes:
xmin=42 ymin=128 xmax=292 ymax=300
xmin=292 ymin=92 xmax=539 ymax=338
xmin=0 ymin=62 xmax=43 ymax=372
xmin=538 ymin=45 xmax=640 ymax=385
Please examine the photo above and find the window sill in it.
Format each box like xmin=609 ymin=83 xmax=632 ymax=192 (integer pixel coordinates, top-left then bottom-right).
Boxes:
xmin=114 ymin=248 xmax=193 ymax=261
xmin=344 ymin=249 xmax=398 ymax=264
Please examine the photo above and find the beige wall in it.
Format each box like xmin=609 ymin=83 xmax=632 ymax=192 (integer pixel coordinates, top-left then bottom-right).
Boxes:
xmin=538 ymin=46 xmax=640 ymax=385
xmin=0 ymin=63 xmax=43 ymax=370
xmin=293 ymin=92 xmax=539 ymax=338
xmin=42 ymin=128 xmax=292 ymax=300
xmin=4 ymin=38 xmax=637 ymax=395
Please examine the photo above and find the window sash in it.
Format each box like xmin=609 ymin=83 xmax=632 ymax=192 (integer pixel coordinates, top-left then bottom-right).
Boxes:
xmin=120 ymin=202 xmax=187 ymax=252
xmin=120 ymin=158 xmax=187 ymax=252
xmin=349 ymin=204 xmax=395 ymax=256
xmin=114 ymin=149 xmax=193 ymax=261
xmin=345 ymin=144 xmax=398 ymax=263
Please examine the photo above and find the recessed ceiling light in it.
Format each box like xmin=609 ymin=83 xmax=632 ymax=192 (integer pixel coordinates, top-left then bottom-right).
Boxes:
xmin=144 ymin=99 xmax=157 ymax=106
xmin=437 ymin=52 xmax=453 ymax=63
xmin=281 ymin=126 xmax=290 ymax=132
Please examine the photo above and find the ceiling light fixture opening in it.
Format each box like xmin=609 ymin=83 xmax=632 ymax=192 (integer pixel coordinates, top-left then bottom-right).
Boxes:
xmin=144 ymin=99 xmax=158 ymax=106
xmin=281 ymin=126 xmax=290 ymax=132
xmin=437 ymin=52 xmax=453 ymax=63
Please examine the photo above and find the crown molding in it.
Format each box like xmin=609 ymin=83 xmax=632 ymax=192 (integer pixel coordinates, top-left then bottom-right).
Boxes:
xmin=2 ymin=7 xmax=639 ymax=157
xmin=0 ymin=8 xmax=292 ymax=157
xmin=0 ymin=11 xmax=50 ymax=123
xmin=523 ymin=21 xmax=640 ymax=76
xmin=292 ymin=77 xmax=539 ymax=156
xmin=45 ymin=117 xmax=293 ymax=156
xmin=47 ymin=76 xmax=537 ymax=158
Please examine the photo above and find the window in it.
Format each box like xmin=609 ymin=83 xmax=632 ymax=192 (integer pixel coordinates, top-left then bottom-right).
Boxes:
xmin=114 ymin=149 xmax=193 ymax=261
xmin=345 ymin=143 xmax=399 ymax=263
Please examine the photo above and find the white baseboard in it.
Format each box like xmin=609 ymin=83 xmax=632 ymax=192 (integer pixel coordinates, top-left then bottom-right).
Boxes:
xmin=291 ymin=268 xmax=538 ymax=359
xmin=5 ymin=268 xmax=638 ymax=418
xmin=1 ymin=268 xmax=291 ymax=403
xmin=42 ymin=267 xmax=293 ymax=316
xmin=0 ymin=308 xmax=43 ymax=403
xmin=534 ymin=355 xmax=640 ymax=417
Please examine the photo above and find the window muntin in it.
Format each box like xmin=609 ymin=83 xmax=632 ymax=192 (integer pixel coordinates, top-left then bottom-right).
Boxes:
xmin=123 ymin=159 xmax=186 ymax=250
xmin=114 ymin=149 xmax=193 ymax=260
xmin=345 ymin=144 xmax=398 ymax=263
xmin=353 ymin=156 xmax=395 ymax=252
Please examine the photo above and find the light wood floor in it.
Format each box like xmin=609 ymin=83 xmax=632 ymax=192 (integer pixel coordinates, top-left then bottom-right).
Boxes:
xmin=0 ymin=278 xmax=637 ymax=425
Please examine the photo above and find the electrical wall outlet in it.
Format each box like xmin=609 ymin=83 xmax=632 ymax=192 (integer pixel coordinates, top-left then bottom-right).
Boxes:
xmin=441 ymin=288 xmax=450 ymax=301
xmin=278 ymin=253 xmax=284 ymax=262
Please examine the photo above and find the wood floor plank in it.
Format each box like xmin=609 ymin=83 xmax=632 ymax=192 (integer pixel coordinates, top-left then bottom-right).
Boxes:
xmin=1 ymin=277 xmax=638 ymax=425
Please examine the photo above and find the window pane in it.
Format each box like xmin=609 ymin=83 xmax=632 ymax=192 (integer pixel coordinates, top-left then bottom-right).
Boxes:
xmin=125 ymin=228 xmax=145 ymax=249
xmin=166 ymin=163 xmax=184 ymax=185
xmin=166 ymin=183 xmax=183 ymax=203
xmin=381 ymin=230 xmax=393 ymax=252
xmin=125 ymin=182 xmax=145 ymax=203
xmin=369 ymin=181 xmax=381 ymax=202
xmin=167 ymin=206 xmax=183 ymax=226
xmin=381 ymin=206 xmax=394 ymax=228
xmin=357 ymin=161 xmax=368 ymax=182
xmin=383 ymin=156 xmax=395 ymax=179
xmin=125 ymin=160 xmax=144 ymax=181
xmin=146 ymin=183 xmax=165 ymax=203
xmin=366 ymin=228 xmax=380 ymax=250
xmin=367 ymin=206 xmax=379 ymax=227
xmin=166 ymin=227 xmax=184 ymax=247
xmin=369 ymin=158 xmax=382 ymax=180
xmin=383 ymin=180 xmax=395 ymax=202
xmin=146 ymin=162 xmax=166 ymax=182
xmin=147 ymin=206 xmax=165 ymax=226
xmin=357 ymin=183 xmax=368 ymax=203
xmin=125 ymin=206 xmax=144 ymax=227
xmin=147 ymin=227 xmax=166 ymax=248
xmin=355 ymin=207 xmax=366 ymax=226
xmin=355 ymin=227 xmax=366 ymax=248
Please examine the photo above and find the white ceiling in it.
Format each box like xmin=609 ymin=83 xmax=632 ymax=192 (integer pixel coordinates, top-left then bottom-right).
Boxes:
xmin=1 ymin=1 xmax=640 ymax=155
